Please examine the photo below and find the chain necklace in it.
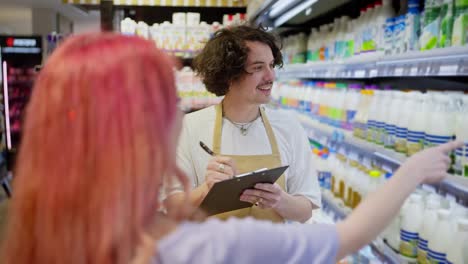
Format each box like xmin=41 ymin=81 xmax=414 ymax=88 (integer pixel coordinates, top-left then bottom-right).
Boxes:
xmin=222 ymin=105 xmax=261 ymax=136
xmin=230 ymin=120 xmax=256 ymax=136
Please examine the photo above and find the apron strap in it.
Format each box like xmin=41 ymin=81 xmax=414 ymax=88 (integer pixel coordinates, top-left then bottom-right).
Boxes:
xmin=259 ymin=107 xmax=280 ymax=156
xmin=213 ymin=103 xmax=280 ymax=157
xmin=213 ymin=103 xmax=223 ymax=154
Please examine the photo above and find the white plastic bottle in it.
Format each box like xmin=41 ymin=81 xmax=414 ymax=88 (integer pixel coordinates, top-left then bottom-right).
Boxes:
xmin=427 ymin=209 xmax=452 ymax=263
xmin=455 ymin=95 xmax=468 ymax=177
xmin=361 ymin=4 xmax=375 ymax=54
xmin=399 ymin=193 xmax=424 ymax=261
xmin=446 ymin=218 xmax=468 ymax=264
xmin=376 ymin=0 xmax=396 ymax=53
xmin=407 ymin=93 xmax=429 ymax=156
xmin=385 ymin=91 xmax=403 ymax=149
xmin=425 ymin=93 xmax=456 ymax=149
xmin=418 ymin=198 xmax=441 ymax=263
xmin=395 ymin=91 xmax=416 ymax=154
xmin=344 ymin=84 xmax=361 ymax=131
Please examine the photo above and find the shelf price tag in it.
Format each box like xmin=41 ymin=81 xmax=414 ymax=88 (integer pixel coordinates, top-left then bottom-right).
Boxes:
xmin=439 ymin=64 xmax=458 ymax=75
xmin=394 ymin=67 xmax=403 ymax=76
xmin=457 ymin=60 xmax=468 ymax=75
xmin=354 ymin=69 xmax=366 ymax=78
xmin=386 ymin=65 xmax=396 ymax=76
xmin=417 ymin=62 xmax=428 ymax=75
xmin=402 ymin=65 xmax=412 ymax=75
xmin=429 ymin=61 xmax=441 ymax=75
xmin=369 ymin=68 xmax=378 ymax=77
xmin=377 ymin=66 xmax=386 ymax=76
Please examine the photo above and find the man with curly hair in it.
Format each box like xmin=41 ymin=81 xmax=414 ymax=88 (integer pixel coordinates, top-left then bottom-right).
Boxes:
xmin=164 ymin=25 xmax=320 ymax=223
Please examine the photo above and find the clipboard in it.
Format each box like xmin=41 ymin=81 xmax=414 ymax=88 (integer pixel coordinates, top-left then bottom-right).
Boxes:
xmin=199 ymin=165 xmax=289 ymax=216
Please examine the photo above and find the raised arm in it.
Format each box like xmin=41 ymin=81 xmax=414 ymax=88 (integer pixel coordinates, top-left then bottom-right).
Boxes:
xmin=335 ymin=141 xmax=462 ymax=261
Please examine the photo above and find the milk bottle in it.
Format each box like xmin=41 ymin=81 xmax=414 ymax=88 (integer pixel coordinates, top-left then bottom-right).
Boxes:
xmin=418 ymin=198 xmax=441 ymax=263
xmin=400 ymin=193 xmax=424 ymax=261
xmin=446 ymin=218 xmax=468 ymax=264
xmin=427 ymin=209 xmax=452 ymax=264
xmin=344 ymin=84 xmax=361 ymax=131
xmin=367 ymin=89 xmax=381 ymax=143
xmin=376 ymin=89 xmax=393 ymax=145
xmin=395 ymin=92 xmax=417 ymax=153
xmin=407 ymin=93 xmax=429 ymax=156
xmin=455 ymin=95 xmax=468 ymax=177
xmin=353 ymin=86 xmax=371 ymax=138
xmin=451 ymin=0 xmax=468 ymax=46
xmin=425 ymin=93 xmax=456 ymax=149
xmin=385 ymin=91 xmax=403 ymax=149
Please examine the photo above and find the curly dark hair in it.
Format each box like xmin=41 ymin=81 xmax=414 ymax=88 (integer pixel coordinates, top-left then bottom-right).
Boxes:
xmin=193 ymin=25 xmax=283 ymax=96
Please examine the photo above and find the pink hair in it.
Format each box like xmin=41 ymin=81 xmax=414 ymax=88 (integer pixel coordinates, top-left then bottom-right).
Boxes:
xmin=2 ymin=33 xmax=183 ymax=264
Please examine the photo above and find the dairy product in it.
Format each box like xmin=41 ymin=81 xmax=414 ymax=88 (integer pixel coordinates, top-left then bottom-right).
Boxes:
xmin=407 ymin=94 xmax=429 ymax=156
xmin=421 ymin=0 xmax=443 ymax=50
xmin=394 ymin=15 xmax=407 ymax=53
xmin=446 ymin=218 xmax=468 ymax=264
xmin=385 ymin=91 xmax=403 ymax=149
xmin=418 ymin=198 xmax=441 ymax=263
xmin=425 ymin=93 xmax=456 ymax=149
xmin=353 ymin=87 xmax=373 ymax=139
xmin=400 ymin=194 xmax=424 ymax=260
xmin=439 ymin=0 xmax=455 ymax=47
xmin=405 ymin=0 xmax=422 ymax=51
xmin=455 ymin=96 xmax=468 ymax=177
xmin=376 ymin=0 xmax=396 ymax=53
xmin=375 ymin=88 xmax=392 ymax=145
xmin=427 ymin=209 xmax=452 ymax=263
xmin=344 ymin=84 xmax=361 ymax=131
xmin=452 ymin=0 xmax=468 ymax=46
xmin=384 ymin=17 xmax=396 ymax=54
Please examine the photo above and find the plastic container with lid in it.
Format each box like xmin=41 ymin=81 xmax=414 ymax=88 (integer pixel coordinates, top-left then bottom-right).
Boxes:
xmin=418 ymin=198 xmax=441 ymax=263
xmin=376 ymin=88 xmax=393 ymax=145
xmin=446 ymin=218 xmax=468 ymax=264
xmin=344 ymin=84 xmax=361 ymax=131
xmin=353 ymin=87 xmax=373 ymax=139
xmin=452 ymin=0 xmax=468 ymax=46
xmin=425 ymin=93 xmax=456 ymax=149
xmin=420 ymin=0 xmax=443 ymax=50
xmin=455 ymin=95 xmax=468 ymax=177
xmin=400 ymin=193 xmax=424 ymax=261
xmin=427 ymin=209 xmax=452 ymax=263
xmin=366 ymin=88 xmax=381 ymax=143
xmin=395 ymin=92 xmax=418 ymax=153
xmin=407 ymin=93 xmax=429 ymax=156
xmin=367 ymin=170 xmax=382 ymax=194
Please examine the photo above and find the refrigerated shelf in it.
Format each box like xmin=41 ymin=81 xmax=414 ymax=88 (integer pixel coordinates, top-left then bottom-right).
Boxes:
xmin=294 ymin=111 xmax=468 ymax=203
xmin=278 ymin=46 xmax=468 ymax=79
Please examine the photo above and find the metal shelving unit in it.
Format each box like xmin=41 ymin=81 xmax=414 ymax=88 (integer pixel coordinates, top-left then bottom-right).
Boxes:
xmin=278 ymin=46 xmax=468 ymax=80
xmin=295 ymin=111 xmax=468 ymax=205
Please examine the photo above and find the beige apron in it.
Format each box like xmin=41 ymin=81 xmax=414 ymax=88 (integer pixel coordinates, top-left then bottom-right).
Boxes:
xmin=211 ymin=103 xmax=285 ymax=223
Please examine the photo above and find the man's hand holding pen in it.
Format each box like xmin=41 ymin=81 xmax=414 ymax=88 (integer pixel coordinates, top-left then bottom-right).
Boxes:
xmin=200 ymin=141 xmax=237 ymax=189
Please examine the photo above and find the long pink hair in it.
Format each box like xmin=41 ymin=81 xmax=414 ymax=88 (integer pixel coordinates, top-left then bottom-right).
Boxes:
xmin=1 ymin=33 xmax=187 ymax=263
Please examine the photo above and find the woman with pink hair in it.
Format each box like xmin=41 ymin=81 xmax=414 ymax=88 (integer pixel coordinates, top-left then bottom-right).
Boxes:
xmin=1 ymin=33 xmax=461 ymax=264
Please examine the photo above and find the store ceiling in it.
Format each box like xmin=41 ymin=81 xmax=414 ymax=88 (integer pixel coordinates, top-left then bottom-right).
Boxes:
xmin=0 ymin=0 xmax=93 ymax=21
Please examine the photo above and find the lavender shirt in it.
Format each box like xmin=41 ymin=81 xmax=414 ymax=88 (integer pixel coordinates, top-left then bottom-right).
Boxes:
xmin=154 ymin=218 xmax=339 ymax=264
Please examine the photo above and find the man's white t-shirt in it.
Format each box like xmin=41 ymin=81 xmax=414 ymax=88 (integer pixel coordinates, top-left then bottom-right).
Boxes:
xmin=169 ymin=105 xmax=321 ymax=207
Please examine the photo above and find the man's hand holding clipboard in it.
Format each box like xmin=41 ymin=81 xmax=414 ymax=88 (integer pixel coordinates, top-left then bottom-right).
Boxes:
xmin=199 ymin=165 xmax=289 ymax=216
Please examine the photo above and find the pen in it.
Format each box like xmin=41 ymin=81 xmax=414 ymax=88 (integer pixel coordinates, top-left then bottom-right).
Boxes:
xmin=199 ymin=141 xmax=215 ymax=156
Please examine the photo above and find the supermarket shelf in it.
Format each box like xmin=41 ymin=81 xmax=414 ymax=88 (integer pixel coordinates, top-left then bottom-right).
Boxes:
xmin=321 ymin=192 xmax=401 ymax=264
xmin=278 ymin=46 xmax=468 ymax=79
xmin=63 ymin=0 xmax=247 ymax=7
xmin=294 ymin=111 xmax=468 ymax=204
